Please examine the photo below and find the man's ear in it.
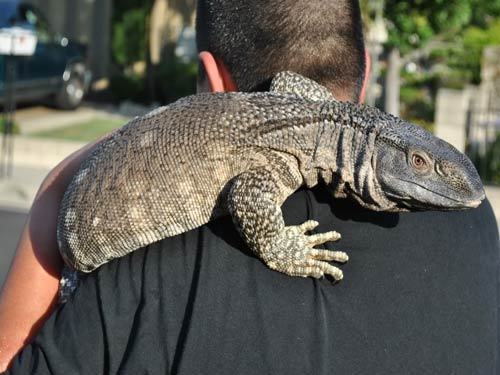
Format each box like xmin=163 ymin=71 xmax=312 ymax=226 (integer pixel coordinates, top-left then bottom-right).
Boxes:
xmin=198 ymin=51 xmax=238 ymax=93
xmin=358 ymin=49 xmax=371 ymax=104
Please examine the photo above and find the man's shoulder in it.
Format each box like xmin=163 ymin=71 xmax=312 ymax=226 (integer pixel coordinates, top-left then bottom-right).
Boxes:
xmin=62 ymin=184 xmax=499 ymax=375
xmin=15 ymin=185 xmax=497 ymax=375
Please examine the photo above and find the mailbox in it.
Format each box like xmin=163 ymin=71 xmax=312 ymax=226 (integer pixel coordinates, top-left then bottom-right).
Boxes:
xmin=0 ymin=27 xmax=37 ymax=56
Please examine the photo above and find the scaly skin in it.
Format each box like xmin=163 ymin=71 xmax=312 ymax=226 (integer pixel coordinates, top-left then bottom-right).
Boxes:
xmin=57 ymin=72 xmax=485 ymax=282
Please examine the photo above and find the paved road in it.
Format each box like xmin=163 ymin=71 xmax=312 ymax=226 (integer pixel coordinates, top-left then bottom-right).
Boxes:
xmin=0 ymin=208 xmax=27 ymax=286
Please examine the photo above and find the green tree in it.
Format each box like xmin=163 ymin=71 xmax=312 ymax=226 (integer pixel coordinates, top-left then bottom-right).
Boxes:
xmin=382 ymin=1 xmax=473 ymax=116
xmin=384 ymin=1 xmax=473 ymax=55
xmin=373 ymin=0 xmax=500 ymax=117
xmin=445 ymin=19 xmax=500 ymax=85
xmin=109 ymin=0 xmax=197 ymax=104
xmin=112 ymin=8 xmax=149 ymax=67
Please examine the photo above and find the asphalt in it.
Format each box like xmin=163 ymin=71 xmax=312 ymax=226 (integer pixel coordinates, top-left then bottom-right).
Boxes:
xmin=0 ymin=104 xmax=499 ymax=287
xmin=0 ymin=207 xmax=26 ymax=285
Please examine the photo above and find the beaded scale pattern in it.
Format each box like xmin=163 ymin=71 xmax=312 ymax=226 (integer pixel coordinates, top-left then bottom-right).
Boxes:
xmin=57 ymin=72 xmax=484 ymax=298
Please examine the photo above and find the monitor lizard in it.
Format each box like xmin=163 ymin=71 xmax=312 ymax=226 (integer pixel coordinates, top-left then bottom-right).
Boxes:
xmin=57 ymin=72 xmax=485 ymax=282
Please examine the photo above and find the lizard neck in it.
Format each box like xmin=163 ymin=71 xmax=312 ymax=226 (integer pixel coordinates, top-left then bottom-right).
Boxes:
xmin=313 ymin=103 xmax=395 ymax=210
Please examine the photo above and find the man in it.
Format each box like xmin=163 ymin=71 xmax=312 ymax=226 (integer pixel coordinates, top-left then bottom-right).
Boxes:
xmin=2 ymin=0 xmax=499 ymax=373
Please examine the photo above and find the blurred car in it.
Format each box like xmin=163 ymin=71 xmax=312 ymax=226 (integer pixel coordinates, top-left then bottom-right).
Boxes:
xmin=0 ymin=0 xmax=91 ymax=109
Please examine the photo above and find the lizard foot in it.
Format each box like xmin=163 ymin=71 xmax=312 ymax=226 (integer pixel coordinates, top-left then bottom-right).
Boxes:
xmin=264 ymin=220 xmax=347 ymax=280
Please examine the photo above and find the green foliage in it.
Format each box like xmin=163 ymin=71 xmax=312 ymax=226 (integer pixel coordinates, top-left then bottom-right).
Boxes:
xmin=378 ymin=0 xmax=500 ymax=86
xmin=384 ymin=0 xmax=500 ymax=49
xmin=156 ymin=57 xmax=197 ymax=104
xmin=113 ymin=0 xmax=152 ymax=22
xmin=109 ymin=56 xmax=197 ymax=105
xmin=400 ymin=71 xmax=438 ymax=133
xmin=109 ymin=73 xmax=146 ymax=103
xmin=384 ymin=0 xmax=474 ymax=54
xmin=426 ymin=18 xmax=500 ymax=88
xmin=112 ymin=8 xmax=148 ymax=67
xmin=469 ymin=134 xmax=500 ymax=184
xmin=0 ymin=117 xmax=20 ymax=135
xmin=369 ymin=1 xmax=500 ymax=128
xmin=469 ymin=0 xmax=500 ymax=28
xmin=453 ymin=19 xmax=500 ymax=84
xmin=487 ymin=137 xmax=500 ymax=185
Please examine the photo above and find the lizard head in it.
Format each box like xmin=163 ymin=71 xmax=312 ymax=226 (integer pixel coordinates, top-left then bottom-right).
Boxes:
xmin=374 ymin=116 xmax=485 ymax=211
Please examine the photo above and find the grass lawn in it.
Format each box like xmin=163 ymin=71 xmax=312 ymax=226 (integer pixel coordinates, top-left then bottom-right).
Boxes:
xmin=30 ymin=117 xmax=126 ymax=142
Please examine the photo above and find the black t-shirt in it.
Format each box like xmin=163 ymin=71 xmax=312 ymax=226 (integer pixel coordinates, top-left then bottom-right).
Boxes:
xmin=6 ymin=187 xmax=500 ymax=375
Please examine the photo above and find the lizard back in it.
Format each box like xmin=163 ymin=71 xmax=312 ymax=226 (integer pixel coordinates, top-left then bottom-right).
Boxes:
xmin=57 ymin=92 xmax=325 ymax=271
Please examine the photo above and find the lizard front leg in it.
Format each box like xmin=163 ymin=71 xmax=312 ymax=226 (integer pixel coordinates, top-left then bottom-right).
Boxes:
xmin=227 ymin=155 xmax=348 ymax=280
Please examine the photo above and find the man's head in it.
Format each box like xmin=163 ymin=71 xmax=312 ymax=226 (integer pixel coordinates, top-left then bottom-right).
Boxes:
xmin=196 ymin=0 xmax=366 ymax=102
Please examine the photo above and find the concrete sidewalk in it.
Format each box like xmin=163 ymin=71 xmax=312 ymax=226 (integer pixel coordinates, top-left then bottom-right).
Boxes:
xmin=15 ymin=104 xmax=128 ymax=134
xmin=0 ymin=102 xmax=127 ymax=210
xmin=0 ymin=136 xmax=85 ymax=211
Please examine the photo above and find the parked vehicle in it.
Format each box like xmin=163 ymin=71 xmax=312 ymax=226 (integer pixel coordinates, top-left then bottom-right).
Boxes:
xmin=0 ymin=0 xmax=91 ymax=109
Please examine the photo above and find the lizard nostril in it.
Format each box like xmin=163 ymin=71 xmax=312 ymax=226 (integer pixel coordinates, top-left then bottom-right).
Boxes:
xmin=435 ymin=163 xmax=446 ymax=177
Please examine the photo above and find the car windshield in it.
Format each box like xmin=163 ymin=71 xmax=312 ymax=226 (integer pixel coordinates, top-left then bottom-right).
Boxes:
xmin=0 ymin=2 xmax=18 ymax=28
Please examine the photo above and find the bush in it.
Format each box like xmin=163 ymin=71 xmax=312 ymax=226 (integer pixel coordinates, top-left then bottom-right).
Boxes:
xmin=0 ymin=117 xmax=20 ymax=135
xmin=155 ymin=57 xmax=197 ymax=104
xmin=468 ymin=134 xmax=500 ymax=185
xmin=483 ymin=135 xmax=500 ymax=184
xmin=400 ymin=85 xmax=436 ymax=133
xmin=109 ymin=56 xmax=197 ymax=105
xmin=398 ymin=69 xmax=439 ymax=133
xmin=112 ymin=8 xmax=148 ymax=68
xmin=109 ymin=73 xmax=147 ymax=103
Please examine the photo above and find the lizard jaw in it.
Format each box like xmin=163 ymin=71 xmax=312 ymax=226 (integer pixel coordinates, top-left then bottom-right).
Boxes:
xmin=390 ymin=177 xmax=485 ymax=210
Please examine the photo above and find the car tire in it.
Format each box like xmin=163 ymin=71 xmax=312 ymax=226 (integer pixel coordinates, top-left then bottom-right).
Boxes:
xmin=55 ymin=69 xmax=85 ymax=110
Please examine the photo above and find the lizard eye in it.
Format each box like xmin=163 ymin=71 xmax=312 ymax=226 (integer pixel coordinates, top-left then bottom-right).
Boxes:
xmin=412 ymin=154 xmax=426 ymax=169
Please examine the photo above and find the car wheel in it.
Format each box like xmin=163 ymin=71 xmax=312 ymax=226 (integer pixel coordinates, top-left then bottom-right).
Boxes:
xmin=55 ymin=71 xmax=85 ymax=110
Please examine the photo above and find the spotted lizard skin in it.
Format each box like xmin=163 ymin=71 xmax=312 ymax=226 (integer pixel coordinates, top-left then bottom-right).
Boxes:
xmin=57 ymin=72 xmax=484 ymax=289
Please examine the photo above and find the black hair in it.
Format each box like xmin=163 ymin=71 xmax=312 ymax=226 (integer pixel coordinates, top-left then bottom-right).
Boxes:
xmin=196 ymin=0 xmax=366 ymax=101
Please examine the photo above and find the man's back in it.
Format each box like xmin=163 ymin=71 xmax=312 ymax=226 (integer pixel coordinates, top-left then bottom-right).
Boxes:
xmin=7 ymin=187 xmax=499 ymax=374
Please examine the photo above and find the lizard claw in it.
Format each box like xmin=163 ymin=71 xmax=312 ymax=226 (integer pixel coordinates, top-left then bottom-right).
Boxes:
xmin=264 ymin=220 xmax=348 ymax=280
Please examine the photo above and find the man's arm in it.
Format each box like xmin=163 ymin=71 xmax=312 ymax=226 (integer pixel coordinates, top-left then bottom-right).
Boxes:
xmin=0 ymin=134 xmax=111 ymax=372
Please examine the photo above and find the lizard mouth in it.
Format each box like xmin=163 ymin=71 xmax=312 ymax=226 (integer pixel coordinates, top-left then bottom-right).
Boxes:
xmin=391 ymin=178 xmax=484 ymax=210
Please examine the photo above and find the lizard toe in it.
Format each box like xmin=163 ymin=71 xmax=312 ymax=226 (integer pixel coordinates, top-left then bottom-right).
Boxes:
xmin=307 ymin=230 xmax=341 ymax=246
xmin=306 ymin=259 xmax=344 ymax=280
xmin=297 ymin=220 xmax=319 ymax=233
xmin=309 ymin=249 xmax=349 ymax=263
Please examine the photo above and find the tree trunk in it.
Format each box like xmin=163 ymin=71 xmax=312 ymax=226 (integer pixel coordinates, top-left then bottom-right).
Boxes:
xmin=147 ymin=0 xmax=168 ymax=103
xmin=385 ymin=47 xmax=401 ymax=116
xmin=149 ymin=0 xmax=168 ymax=65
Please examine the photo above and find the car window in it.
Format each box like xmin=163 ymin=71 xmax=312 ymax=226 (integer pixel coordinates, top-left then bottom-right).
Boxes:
xmin=0 ymin=2 xmax=18 ymax=27
xmin=17 ymin=4 xmax=52 ymax=42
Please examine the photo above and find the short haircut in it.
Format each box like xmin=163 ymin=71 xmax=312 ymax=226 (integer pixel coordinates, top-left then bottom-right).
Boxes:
xmin=196 ymin=0 xmax=366 ymax=101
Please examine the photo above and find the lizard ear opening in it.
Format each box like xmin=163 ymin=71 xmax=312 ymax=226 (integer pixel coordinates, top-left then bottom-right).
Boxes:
xmin=198 ymin=51 xmax=238 ymax=93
